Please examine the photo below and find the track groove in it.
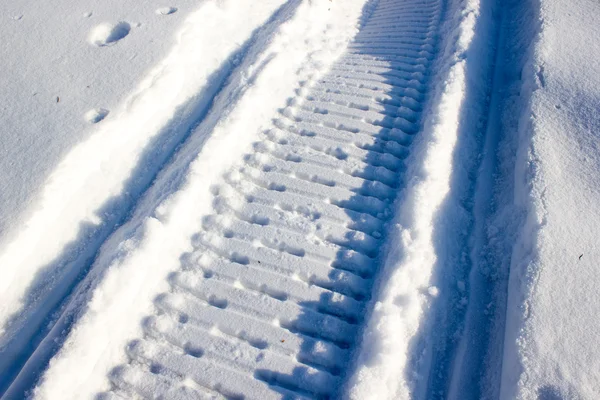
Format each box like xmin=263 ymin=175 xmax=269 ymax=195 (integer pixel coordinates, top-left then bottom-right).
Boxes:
xmin=105 ymin=0 xmax=443 ymax=398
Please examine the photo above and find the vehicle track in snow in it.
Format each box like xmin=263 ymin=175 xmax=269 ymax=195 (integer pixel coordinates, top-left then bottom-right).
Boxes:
xmin=0 ymin=2 xmax=304 ymax=397
xmin=103 ymin=0 xmax=444 ymax=398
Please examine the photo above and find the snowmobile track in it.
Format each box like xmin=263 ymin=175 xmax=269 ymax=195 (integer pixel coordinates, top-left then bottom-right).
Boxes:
xmin=105 ymin=0 xmax=443 ymax=398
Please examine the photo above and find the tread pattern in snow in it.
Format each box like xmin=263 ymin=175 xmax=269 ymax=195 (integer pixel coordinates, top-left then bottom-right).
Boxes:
xmin=105 ymin=0 xmax=441 ymax=398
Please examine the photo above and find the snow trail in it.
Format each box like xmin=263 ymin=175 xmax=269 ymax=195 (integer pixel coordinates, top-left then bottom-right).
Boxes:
xmin=6 ymin=0 xmax=590 ymax=397
xmin=0 ymin=0 xmax=300 ymax=396
xmin=16 ymin=1 xmax=372 ymax=399
xmin=445 ymin=0 xmax=536 ymax=397
xmin=99 ymin=1 xmax=443 ymax=398
xmin=342 ymin=0 xmax=503 ymax=396
xmin=0 ymin=1 xmax=302 ymax=394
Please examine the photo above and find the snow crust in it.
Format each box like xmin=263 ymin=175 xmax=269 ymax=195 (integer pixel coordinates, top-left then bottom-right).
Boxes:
xmin=345 ymin=0 xmax=495 ymax=397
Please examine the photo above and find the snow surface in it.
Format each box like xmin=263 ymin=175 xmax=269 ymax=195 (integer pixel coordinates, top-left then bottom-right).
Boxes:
xmin=499 ymin=0 xmax=600 ymax=398
xmin=0 ymin=0 xmax=290 ymax=391
xmin=7 ymin=0 xmax=371 ymax=398
xmin=1 ymin=0 xmax=600 ymax=398
xmin=0 ymin=0 xmax=197 ymax=241
xmin=346 ymin=0 xmax=502 ymax=397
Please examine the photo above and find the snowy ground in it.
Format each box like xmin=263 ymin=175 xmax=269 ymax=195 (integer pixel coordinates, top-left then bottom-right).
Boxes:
xmin=0 ymin=0 xmax=201 ymax=241
xmin=1 ymin=0 xmax=599 ymax=399
xmin=498 ymin=0 xmax=600 ymax=398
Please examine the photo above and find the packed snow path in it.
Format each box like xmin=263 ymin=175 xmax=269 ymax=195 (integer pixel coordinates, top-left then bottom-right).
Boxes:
xmin=103 ymin=1 xmax=442 ymax=399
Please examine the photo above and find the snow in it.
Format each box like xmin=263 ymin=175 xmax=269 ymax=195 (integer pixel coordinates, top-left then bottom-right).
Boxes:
xmin=0 ymin=0 xmax=291 ymax=392
xmin=345 ymin=0 xmax=499 ymax=397
xmin=1 ymin=0 xmax=600 ymax=398
xmin=7 ymin=0 xmax=370 ymax=398
xmin=84 ymin=108 xmax=109 ymax=124
xmin=156 ymin=7 xmax=178 ymax=16
xmin=499 ymin=0 xmax=600 ymax=398
xmin=88 ymin=22 xmax=132 ymax=47
xmin=0 ymin=0 xmax=199 ymax=241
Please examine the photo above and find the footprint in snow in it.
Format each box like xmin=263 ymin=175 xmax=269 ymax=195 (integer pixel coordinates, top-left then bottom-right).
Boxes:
xmin=89 ymin=22 xmax=131 ymax=47
xmin=85 ymin=108 xmax=109 ymax=124
xmin=155 ymin=7 xmax=178 ymax=15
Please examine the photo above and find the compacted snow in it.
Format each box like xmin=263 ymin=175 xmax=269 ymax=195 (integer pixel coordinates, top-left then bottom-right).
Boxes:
xmin=1 ymin=0 xmax=599 ymax=399
xmin=0 ymin=0 xmax=292 ymax=392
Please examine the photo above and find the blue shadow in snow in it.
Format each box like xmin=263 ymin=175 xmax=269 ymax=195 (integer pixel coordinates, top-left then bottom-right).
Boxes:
xmin=0 ymin=0 xmax=302 ymax=397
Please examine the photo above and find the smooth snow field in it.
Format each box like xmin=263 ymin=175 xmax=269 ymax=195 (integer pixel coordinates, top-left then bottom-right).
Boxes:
xmin=1 ymin=0 xmax=599 ymax=399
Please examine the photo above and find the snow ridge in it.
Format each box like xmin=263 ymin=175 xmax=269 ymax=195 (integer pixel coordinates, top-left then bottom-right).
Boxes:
xmin=343 ymin=0 xmax=509 ymax=397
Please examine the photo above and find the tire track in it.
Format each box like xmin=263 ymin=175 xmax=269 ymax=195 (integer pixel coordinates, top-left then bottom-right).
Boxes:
xmin=103 ymin=1 xmax=444 ymax=398
xmin=0 ymin=2 xmax=305 ymax=397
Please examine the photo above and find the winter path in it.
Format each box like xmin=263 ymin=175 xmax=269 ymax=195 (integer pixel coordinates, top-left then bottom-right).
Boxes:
xmin=0 ymin=0 xmax=301 ymax=395
xmin=98 ymin=1 xmax=443 ymax=399
xmin=2 ymin=0 xmax=598 ymax=398
xmin=2 ymin=0 xmax=451 ymax=398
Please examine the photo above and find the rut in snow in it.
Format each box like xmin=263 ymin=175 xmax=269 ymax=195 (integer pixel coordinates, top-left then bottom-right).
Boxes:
xmin=104 ymin=0 xmax=443 ymax=398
